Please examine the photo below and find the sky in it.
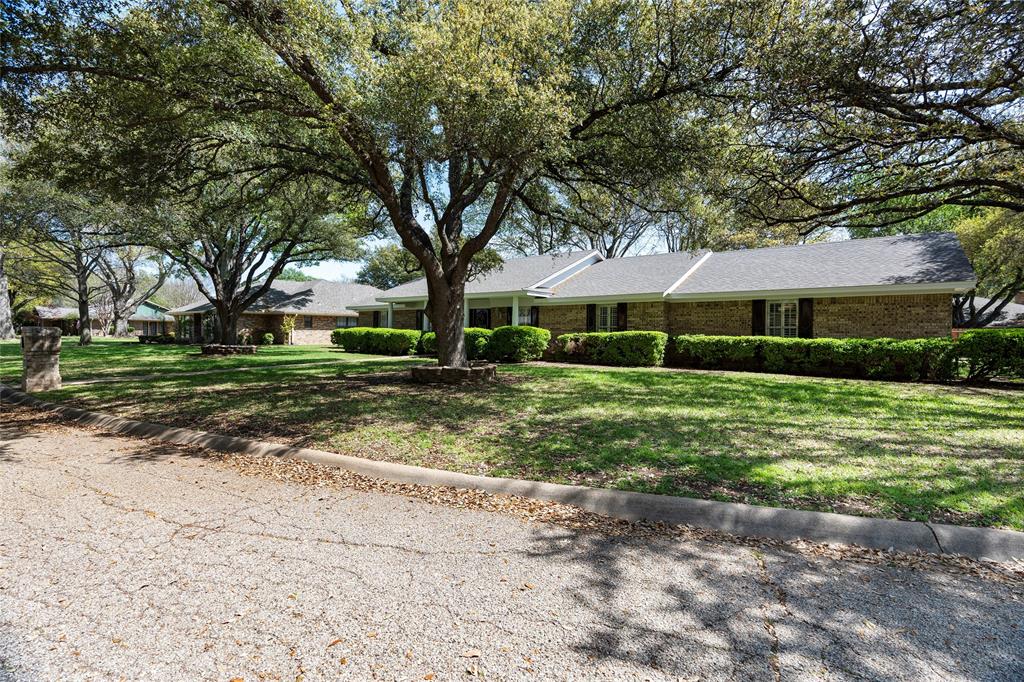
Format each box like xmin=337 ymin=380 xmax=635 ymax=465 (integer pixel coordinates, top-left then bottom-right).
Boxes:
xmin=296 ymin=259 xmax=362 ymax=282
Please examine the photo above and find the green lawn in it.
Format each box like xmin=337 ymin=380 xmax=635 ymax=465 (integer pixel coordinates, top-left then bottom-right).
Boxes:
xmin=14 ymin=339 xmax=1023 ymax=531
xmin=0 ymin=337 xmax=390 ymax=383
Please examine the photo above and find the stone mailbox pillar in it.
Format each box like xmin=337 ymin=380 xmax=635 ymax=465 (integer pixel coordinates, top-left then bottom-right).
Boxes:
xmin=21 ymin=326 xmax=62 ymax=392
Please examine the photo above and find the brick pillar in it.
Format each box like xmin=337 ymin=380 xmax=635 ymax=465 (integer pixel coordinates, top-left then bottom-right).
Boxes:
xmin=20 ymin=327 xmax=62 ymax=392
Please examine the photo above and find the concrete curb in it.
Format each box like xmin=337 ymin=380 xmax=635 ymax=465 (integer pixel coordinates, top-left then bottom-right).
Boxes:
xmin=3 ymin=384 xmax=1022 ymax=563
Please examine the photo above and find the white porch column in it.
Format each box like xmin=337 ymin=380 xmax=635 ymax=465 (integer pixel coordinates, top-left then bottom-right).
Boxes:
xmin=511 ymin=296 xmax=519 ymax=326
xmin=463 ymin=297 xmax=469 ymax=327
xmin=386 ymin=302 xmax=394 ymax=328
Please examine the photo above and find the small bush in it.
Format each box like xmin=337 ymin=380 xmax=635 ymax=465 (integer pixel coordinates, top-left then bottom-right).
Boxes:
xmin=486 ymin=326 xmax=550 ymax=363
xmin=261 ymin=332 xmax=276 ymax=346
xmin=957 ymin=328 xmax=1024 ymax=381
xmin=421 ymin=327 xmax=493 ymax=359
xmin=557 ymin=331 xmax=669 ymax=367
xmin=331 ymin=327 xmax=420 ymax=355
xmin=668 ymin=334 xmax=956 ymax=382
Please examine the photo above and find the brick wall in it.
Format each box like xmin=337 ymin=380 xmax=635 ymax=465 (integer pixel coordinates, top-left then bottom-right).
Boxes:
xmin=392 ymin=309 xmax=419 ymax=330
xmin=538 ymin=304 xmax=589 ymax=339
xmin=626 ymin=302 xmax=667 ymax=331
xmin=667 ymin=301 xmax=752 ymax=336
xmin=813 ymin=294 xmax=951 ymax=339
xmin=290 ymin=315 xmax=342 ymax=345
xmin=357 ymin=311 xmax=377 ymax=327
xmin=491 ymin=307 xmax=510 ymax=327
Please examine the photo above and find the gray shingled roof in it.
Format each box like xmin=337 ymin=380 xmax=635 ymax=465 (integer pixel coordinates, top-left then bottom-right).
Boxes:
xmin=169 ymin=280 xmax=382 ymax=316
xmin=37 ymin=302 xmax=175 ymax=322
xmin=671 ymin=232 xmax=975 ymax=296
xmin=551 ymin=250 xmax=709 ymax=299
xmin=34 ymin=306 xmax=86 ymax=320
xmin=378 ymin=250 xmax=596 ymax=300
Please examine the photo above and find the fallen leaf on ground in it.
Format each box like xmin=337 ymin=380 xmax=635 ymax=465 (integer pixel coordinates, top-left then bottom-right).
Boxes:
xmin=327 ymin=638 xmax=343 ymax=648
xmin=461 ymin=648 xmax=481 ymax=658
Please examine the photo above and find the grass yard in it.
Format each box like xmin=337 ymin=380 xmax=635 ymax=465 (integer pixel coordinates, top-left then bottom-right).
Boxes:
xmin=16 ymin=339 xmax=1024 ymax=531
xmin=0 ymin=337 xmax=391 ymax=383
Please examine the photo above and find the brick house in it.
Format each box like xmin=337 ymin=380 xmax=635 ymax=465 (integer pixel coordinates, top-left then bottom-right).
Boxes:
xmin=351 ymin=233 xmax=976 ymax=340
xmin=168 ymin=280 xmax=382 ymax=344
xmin=31 ymin=300 xmax=174 ymax=336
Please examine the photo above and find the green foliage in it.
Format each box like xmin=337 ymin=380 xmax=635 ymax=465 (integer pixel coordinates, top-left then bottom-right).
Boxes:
xmin=957 ymin=329 xmax=1024 ymax=382
xmin=276 ymin=267 xmax=315 ymax=281
xmin=331 ymin=327 xmax=421 ymax=356
xmin=486 ymin=326 xmax=550 ymax=363
xmin=355 ymin=245 xmax=424 ymax=290
xmin=670 ymin=335 xmax=957 ymax=382
xmin=260 ymin=332 xmax=276 ymax=346
xmin=420 ymin=328 xmax=492 ymax=359
xmin=556 ymin=331 xmax=668 ymax=366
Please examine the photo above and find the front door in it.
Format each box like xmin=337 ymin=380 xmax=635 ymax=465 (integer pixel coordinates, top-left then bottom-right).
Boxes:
xmin=469 ymin=308 xmax=491 ymax=329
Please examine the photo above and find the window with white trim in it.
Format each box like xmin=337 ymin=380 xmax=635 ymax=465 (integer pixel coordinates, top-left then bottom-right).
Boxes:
xmin=303 ymin=315 xmax=313 ymax=329
xmin=596 ymin=304 xmax=616 ymax=332
xmin=767 ymin=300 xmax=798 ymax=337
xmin=335 ymin=316 xmax=356 ymax=328
xmin=517 ymin=306 xmax=534 ymax=326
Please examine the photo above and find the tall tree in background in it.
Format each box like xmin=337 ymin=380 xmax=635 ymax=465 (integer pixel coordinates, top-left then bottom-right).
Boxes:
xmin=153 ymin=177 xmax=360 ymax=344
xmin=95 ymin=246 xmax=171 ymax=336
xmin=2 ymin=181 xmax=117 ymax=344
xmin=2 ymin=0 xmax=786 ymax=366
xmin=355 ymin=245 xmax=424 ymax=290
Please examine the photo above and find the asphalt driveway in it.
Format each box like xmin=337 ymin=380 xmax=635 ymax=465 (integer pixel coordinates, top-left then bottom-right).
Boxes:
xmin=1 ymin=408 xmax=1022 ymax=681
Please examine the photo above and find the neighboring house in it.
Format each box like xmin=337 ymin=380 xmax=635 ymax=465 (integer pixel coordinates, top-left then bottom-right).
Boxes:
xmin=31 ymin=300 xmax=175 ymax=336
xmin=351 ymin=233 xmax=976 ymax=340
xmin=962 ymin=295 xmax=1024 ymax=328
xmin=30 ymin=306 xmax=103 ymax=336
xmin=168 ymin=279 xmax=383 ymax=344
xmin=129 ymin=301 xmax=175 ymax=336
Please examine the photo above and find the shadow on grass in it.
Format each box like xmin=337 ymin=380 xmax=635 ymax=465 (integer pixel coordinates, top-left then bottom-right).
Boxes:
xmin=37 ymin=360 xmax=1024 ymax=528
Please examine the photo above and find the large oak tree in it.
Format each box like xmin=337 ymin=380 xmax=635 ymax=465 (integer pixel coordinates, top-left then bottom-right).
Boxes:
xmin=3 ymin=0 xmax=784 ymax=366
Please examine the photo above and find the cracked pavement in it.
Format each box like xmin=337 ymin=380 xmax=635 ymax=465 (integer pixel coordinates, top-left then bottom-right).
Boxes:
xmin=1 ymin=413 xmax=1022 ymax=681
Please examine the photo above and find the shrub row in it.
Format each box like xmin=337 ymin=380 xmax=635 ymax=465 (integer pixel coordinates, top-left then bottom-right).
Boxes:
xmin=957 ymin=328 xmax=1024 ymax=381
xmin=330 ymin=327 xmax=422 ymax=355
xmin=138 ymin=334 xmax=176 ymax=344
xmin=556 ymin=331 xmax=669 ymax=367
xmin=668 ymin=335 xmax=958 ymax=381
xmin=420 ymin=327 xmax=492 ymax=360
xmin=332 ymin=325 xmax=551 ymax=363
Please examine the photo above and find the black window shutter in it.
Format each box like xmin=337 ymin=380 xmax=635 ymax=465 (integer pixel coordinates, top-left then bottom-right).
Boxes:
xmin=616 ymin=302 xmax=628 ymax=331
xmin=798 ymin=298 xmax=814 ymax=338
xmin=751 ymin=300 xmax=766 ymax=335
xmin=416 ymin=310 xmax=424 ymax=331
xmin=530 ymin=306 xmax=539 ymax=327
xmin=586 ymin=304 xmax=596 ymax=332
xmin=506 ymin=306 xmax=513 ymax=327
xmin=372 ymin=311 xmax=380 ymax=328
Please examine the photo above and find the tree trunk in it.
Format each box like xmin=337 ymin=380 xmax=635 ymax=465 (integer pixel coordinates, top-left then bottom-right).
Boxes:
xmin=428 ymin=281 xmax=467 ymax=368
xmin=215 ymin=304 xmax=240 ymax=345
xmin=77 ymin=274 xmax=92 ymax=346
xmin=114 ymin=316 xmax=130 ymax=336
xmin=0 ymin=251 xmax=14 ymax=340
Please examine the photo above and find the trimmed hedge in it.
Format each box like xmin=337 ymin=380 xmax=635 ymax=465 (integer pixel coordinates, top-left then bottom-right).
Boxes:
xmin=330 ymin=327 xmax=421 ymax=355
xmin=957 ymin=328 xmax=1024 ymax=381
xmin=486 ymin=325 xmax=550 ymax=363
xmin=669 ymin=335 xmax=957 ymax=382
xmin=420 ymin=327 xmax=492 ymax=360
xmin=556 ymin=331 xmax=669 ymax=367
